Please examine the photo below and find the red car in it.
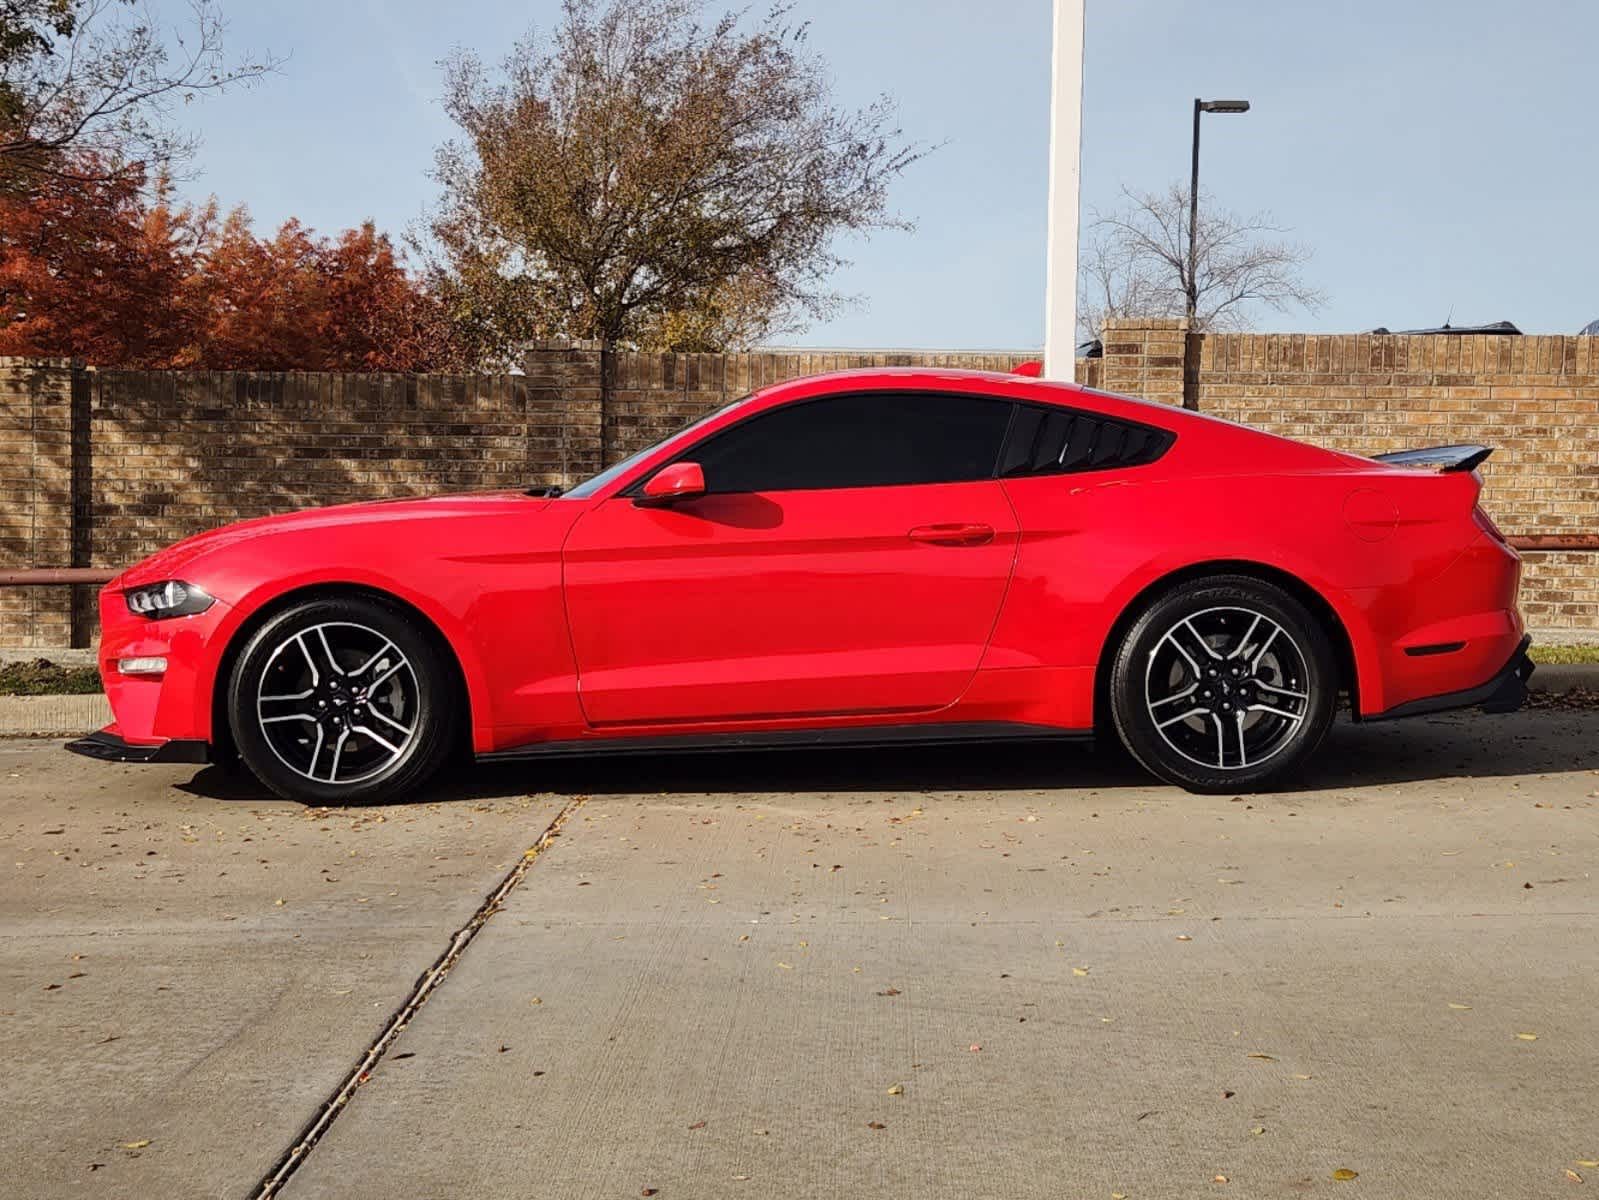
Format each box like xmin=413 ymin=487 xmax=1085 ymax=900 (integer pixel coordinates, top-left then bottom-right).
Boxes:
xmin=67 ymin=368 xmax=1531 ymax=801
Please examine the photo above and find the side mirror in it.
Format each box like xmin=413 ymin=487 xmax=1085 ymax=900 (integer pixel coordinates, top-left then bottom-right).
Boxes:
xmin=637 ymin=461 xmax=706 ymax=507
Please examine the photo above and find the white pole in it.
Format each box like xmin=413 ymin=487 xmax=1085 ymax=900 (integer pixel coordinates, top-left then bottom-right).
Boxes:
xmin=1043 ymin=0 xmax=1085 ymax=381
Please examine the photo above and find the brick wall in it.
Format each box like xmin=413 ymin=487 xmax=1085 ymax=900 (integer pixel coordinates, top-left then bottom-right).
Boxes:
xmin=0 ymin=359 xmax=76 ymax=646
xmin=0 ymin=336 xmax=1592 ymax=646
xmin=86 ymin=370 xmax=538 ymax=574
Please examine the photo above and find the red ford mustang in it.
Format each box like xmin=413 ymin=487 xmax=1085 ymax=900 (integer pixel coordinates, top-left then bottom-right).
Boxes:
xmin=67 ymin=368 xmax=1531 ymax=801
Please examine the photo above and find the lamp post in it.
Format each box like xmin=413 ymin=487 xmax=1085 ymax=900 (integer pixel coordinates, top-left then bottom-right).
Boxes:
xmin=1187 ymin=98 xmax=1250 ymax=324
xmin=1042 ymin=0 xmax=1086 ymax=381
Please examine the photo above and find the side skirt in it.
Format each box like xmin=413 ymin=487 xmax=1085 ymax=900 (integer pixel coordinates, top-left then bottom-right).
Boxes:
xmin=477 ymin=721 xmax=1091 ymax=764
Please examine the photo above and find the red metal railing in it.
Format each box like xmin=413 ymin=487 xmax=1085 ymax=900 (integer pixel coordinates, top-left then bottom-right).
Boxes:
xmin=0 ymin=568 xmax=118 ymax=586
xmin=1505 ymin=535 xmax=1599 ymax=551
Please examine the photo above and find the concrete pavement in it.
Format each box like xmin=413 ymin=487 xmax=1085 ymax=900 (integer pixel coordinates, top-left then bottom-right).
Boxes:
xmin=4 ymin=708 xmax=1597 ymax=1199
xmin=0 ymin=746 xmax=565 ymax=1199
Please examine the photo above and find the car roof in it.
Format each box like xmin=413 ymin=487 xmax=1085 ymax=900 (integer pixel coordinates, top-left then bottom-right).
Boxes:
xmin=750 ymin=366 xmax=1186 ymax=428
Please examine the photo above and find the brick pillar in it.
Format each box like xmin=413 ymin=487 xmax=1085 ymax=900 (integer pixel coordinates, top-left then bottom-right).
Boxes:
xmin=0 ymin=358 xmax=79 ymax=647
xmin=522 ymin=344 xmax=605 ymax=490
xmin=1098 ymin=317 xmax=1189 ymax=406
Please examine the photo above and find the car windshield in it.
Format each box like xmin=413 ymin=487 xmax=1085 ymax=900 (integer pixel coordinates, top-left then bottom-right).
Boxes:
xmin=559 ymin=393 xmax=756 ymax=499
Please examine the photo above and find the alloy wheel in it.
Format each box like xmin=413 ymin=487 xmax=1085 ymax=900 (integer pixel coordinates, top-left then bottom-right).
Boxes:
xmin=1142 ymin=605 xmax=1311 ymax=771
xmin=255 ymin=621 xmax=420 ymax=785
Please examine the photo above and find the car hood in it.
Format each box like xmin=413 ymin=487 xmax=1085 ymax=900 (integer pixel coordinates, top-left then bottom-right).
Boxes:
xmin=113 ymin=491 xmax=552 ymax=588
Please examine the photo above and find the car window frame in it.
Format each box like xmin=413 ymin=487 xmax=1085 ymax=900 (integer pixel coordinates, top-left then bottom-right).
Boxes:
xmin=614 ymin=389 xmax=1179 ymax=499
xmin=620 ymin=389 xmax=1021 ymax=498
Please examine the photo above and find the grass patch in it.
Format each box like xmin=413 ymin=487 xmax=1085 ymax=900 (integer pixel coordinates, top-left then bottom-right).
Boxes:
xmin=0 ymin=659 xmax=102 ymax=696
xmin=1529 ymin=643 xmax=1599 ymax=666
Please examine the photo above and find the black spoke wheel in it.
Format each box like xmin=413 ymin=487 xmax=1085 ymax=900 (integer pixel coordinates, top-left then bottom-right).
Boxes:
xmin=1110 ymin=576 xmax=1337 ymax=793
xmin=229 ymin=595 xmax=457 ymax=804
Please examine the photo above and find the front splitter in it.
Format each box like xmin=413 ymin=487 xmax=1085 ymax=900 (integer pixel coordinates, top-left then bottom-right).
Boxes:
xmin=64 ymin=727 xmax=211 ymax=764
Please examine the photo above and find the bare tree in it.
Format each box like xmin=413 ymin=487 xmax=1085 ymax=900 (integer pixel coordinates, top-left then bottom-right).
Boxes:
xmin=424 ymin=0 xmax=928 ymax=367
xmin=0 ymin=0 xmax=279 ymax=184
xmin=1078 ymin=183 xmax=1324 ymax=342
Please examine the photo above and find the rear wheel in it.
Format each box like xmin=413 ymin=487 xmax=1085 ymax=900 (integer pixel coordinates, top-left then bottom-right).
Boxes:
xmin=227 ymin=596 xmax=457 ymax=804
xmin=1109 ymin=576 xmax=1337 ymax=793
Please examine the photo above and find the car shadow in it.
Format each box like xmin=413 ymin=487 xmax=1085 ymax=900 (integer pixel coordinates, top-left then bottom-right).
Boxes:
xmin=175 ymin=707 xmax=1599 ymax=807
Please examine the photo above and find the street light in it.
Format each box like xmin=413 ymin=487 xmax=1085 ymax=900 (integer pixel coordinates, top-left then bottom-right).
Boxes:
xmin=1187 ymin=98 xmax=1250 ymax=326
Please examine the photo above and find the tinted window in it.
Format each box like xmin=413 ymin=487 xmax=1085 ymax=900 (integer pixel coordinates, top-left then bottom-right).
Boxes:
xmin=998 ymin=405 xmax=1172 ymax=477
xmin=679 ymin=392 xmax=1014 ymax=494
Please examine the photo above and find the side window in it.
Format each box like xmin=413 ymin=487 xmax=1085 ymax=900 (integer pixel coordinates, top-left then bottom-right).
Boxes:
xmin=998 ymin=404 xmax=1173 ymax=477
xmin=680 ymin=392 xmax=1014 ymax=494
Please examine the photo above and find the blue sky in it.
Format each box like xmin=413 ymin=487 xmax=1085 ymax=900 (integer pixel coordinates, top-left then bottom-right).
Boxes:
xmin=163 ymin=0 xmax=1598 ymax=347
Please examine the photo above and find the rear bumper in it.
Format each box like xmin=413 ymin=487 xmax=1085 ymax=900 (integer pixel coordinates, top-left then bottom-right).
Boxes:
xmin=1364 ymin=635 xmax=1534 ymax=721
xmin=65 ymin=727 xmax=211 ymax=764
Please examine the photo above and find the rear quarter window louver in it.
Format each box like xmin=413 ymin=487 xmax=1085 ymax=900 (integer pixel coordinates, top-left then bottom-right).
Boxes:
xmin=998 ymin=406 xmax=1174 ymax=477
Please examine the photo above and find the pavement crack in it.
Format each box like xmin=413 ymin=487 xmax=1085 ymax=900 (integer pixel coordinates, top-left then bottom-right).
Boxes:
xmin=249 ymin=795 xmax=586 ymax=1200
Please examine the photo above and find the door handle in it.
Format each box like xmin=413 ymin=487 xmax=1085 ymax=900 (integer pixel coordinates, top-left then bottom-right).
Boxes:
xmin=907 ymin=523 xmax=995 ymax=547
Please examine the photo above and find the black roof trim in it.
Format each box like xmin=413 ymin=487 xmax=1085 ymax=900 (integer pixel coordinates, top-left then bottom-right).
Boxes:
xmin=1368 ymin=320 xmax=1521 ymax=336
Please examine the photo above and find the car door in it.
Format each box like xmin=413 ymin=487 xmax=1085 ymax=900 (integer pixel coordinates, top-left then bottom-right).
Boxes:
xmin=561 ymin=390 xmax=1021 ymax=726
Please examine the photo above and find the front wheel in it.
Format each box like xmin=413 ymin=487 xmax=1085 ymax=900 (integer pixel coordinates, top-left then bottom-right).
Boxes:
xmin=227 ymin=595 xmax=457 ymax=804
xmin=1109 ymin=576 xmax=1337 ymax=793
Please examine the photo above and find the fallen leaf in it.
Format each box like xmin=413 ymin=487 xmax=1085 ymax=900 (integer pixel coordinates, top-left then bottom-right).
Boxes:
xmin=1176 ymin=934 xmax=1193 ymax=941
xmin=1516 ymin=1033 xmax=1539 ymax=1041
xmin=1213 ymin=1174 xmax=1229 ymax=1184
xmin=1073 ymin=967 xmax=1091 ymax=977
xmin=120 ymin=1140 xmax=151 ymax=1150
xmin=1292 ymin=1074 xmax=1313 ymax=1080
xmin=1333 ymin=1168 xmax=1359 ymax=1181
xmin=1250 ymin=1126 xmax=1265 ymax=1136
xmin=1576 ymin=1161 xmax=1599 ymax=1169
xmin=866 ymin=1121 xmax=886 ymax=1130
xmin=1246 ymin=1053 xmax=1276 ymax=1061
xmin=1565 ymin=1169 xmax=1583 ymax=1183
xmin=641 ymin=1190 xmax=659 ymax=1197
xmin=969 ymin=1044 xmax=982 ymax=1052
xmin=776 ymin=962 xmax=793 ymax=970
xmin=688 ymin=1121 xmax=706 ymax=1130
xmin=1448 ymin=1002 xmax=1471 ymax=1010
xmin=886 ymin=1084 xmax=904 ymax=1095
xmin=876 ymin=987 xmax=901 ymax=997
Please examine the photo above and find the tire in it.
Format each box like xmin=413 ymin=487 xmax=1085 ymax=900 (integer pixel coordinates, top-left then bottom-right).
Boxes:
xmin=227 ymin=595 xmax=458 ymax=804
xmin=1109 ymin=575 xmax=1337 ymax=793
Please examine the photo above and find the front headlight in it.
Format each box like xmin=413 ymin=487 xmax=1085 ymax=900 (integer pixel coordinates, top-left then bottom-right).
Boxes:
xmin=124 ymin=580 xmax=216 ymax=619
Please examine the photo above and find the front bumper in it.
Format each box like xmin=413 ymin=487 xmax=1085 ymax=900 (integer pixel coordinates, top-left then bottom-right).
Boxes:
xmin=65 ymin=728 xmax=211 ymax=764
xmin=93 ymin=582 xmax=232 ymax=746
xmin=1365 ymin=635 xmax=1534 ymax=721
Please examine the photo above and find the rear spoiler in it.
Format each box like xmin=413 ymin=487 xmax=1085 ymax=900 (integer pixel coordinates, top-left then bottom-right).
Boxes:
xmin=1371 ymin=444 xmax=1493 ymax=473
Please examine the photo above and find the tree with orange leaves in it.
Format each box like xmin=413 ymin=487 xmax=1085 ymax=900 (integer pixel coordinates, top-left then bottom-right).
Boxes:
xmin=0 ymin=160 xmax=462 ymax=370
